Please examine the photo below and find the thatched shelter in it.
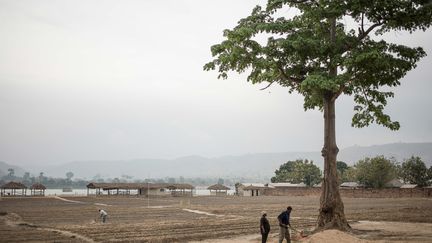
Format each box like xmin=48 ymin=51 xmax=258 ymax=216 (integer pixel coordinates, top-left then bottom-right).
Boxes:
xmin=207 ymin=184 xmax=230 ymax=196
xmin=86 ymin=182 xmax=194 ymax=197
xmin=166 ymin=184 xmax=195 ymax=197
xmin=1 ymin=181 xmax=27 ymax=196
xmin=30 ymin=183 xmax=46 ymax=196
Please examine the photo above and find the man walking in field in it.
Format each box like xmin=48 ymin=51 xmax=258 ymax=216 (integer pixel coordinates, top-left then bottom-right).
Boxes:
xmin=260 ymin=211 xmax=270 ymax=243
xmin=278 ymin=206 xmax=292 ymax=243
xmin=99 ymin=209 xmax=108 ymax=223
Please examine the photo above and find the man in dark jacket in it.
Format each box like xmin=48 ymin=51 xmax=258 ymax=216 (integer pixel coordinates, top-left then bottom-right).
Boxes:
xmin=277 ymin=206 xmax=292 ymax=243
xmin=260 ymin=211 xmax=270 ymax=243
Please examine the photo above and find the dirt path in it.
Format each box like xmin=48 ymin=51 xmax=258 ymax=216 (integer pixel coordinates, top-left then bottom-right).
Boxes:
xmin=51 ymin=196 xmax=112 ymax=206
xmin=183 ymin=208 xmax=225 ymax=217
xmin=190 ymin=220 xmax=432 ymax=242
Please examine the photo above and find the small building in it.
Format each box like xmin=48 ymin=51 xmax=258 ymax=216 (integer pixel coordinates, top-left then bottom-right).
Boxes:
xmin=385 ymin=179 xmax=403 ymax=188
xmin=237 ymin=183 xmax=266 ymax=196
xmin=30 ymin=183 xmax=46 ymax=196
xmin=1 ymin=181 xmax=27 ymax=196
xmin=207 ymin=184 xmax=230 ymax=196
xmin=166 ymin=184 xmax=195 ymax=197
xmin=400 ymin=184 xmax=418 ymax=189
xmin=267 ymin=182 xmax=307 ymax=188
xmin=340 ymin=182 xmax=363 ymax=189
xmin=265 ymin=182 xmax=309 ymax=196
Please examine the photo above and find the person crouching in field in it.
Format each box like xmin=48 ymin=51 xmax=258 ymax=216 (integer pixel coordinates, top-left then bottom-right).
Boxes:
xmin=99 ymin=209 xmax=108 ymax=223
xmin=277 ymin=206 xmax=292 ymax=243
xmin=260 ymin=211 xmax=270 ymax=243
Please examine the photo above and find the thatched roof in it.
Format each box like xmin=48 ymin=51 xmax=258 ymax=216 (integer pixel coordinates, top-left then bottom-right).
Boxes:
xmin=30 ymin=183 xmax=46 ymax=190
xmin=87 ymin=183 xmax=161 ymax=190
xmin=86 ymin=182 xmax=194 ymax=190
xmin=166 ymin=183 xmax=195 ymax=190
xmin=207 ymin=184 xmax=230 ymax=191
xmin=1 ymin=181 xmax=27 ymax=189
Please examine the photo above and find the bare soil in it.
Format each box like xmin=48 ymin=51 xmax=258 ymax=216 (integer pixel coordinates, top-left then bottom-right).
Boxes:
xmin=0 ymin=196 xmax=431 ymax=242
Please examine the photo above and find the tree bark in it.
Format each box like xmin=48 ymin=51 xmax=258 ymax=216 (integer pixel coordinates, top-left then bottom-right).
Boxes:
xmin=316 ymin=94 xmax=350 ymax=230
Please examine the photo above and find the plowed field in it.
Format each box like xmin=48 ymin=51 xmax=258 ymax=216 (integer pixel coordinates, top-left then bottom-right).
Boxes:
xmin=1 ymin=196 xmax=431 ymax=242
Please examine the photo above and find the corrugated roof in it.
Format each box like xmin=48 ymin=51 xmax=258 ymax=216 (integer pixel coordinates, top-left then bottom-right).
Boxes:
xmin=385 ymin=179 xmax=403 ymax=188
xmin=340 ymin=182 xmax=362 ymax=188
xmin=243 ymin=185 xmax=267 ymax=190
xmin=240 ymin=183 xmax=266 ymax=188
xmin=268 ymin=182 xmax=307 ymax=188
xmin=207 ymin=184 xmax=230 ymax=190
xmin=1 ymin=181 xmax=27 ymax=189
xmin=400 ymin=184 xmax=418 ymax=189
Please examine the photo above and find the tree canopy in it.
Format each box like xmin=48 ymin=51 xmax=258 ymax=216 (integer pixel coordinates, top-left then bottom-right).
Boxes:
xmin=271 ymin=159 xmax=322 ymax=186
xmin=399 ymin=156 xmax=431 ymax=187
xmin=355 ymin=156 xmax=397 ymax=188
xmin=204 ymin=0 xmax=431 ymax=129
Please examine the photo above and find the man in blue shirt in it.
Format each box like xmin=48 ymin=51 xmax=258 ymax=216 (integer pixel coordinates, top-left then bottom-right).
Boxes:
xmin=277 ymin=206 xmax=292 ymax=243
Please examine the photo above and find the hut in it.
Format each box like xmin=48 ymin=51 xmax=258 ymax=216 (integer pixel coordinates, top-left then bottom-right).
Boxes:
xmin=265 ymin=182 xmax=308 ymax=196
xmin=237 ymin=183 xmax=266 ymax=196
xmin=30 ymin=183 xmax=46 ymax=196
xmin=207 ymin=184 xmax=230 ymax=196
xmin=267 ymin=182 xmax=307 ymax=188
xmin=86 ymin=182 xmax=194 ymax=197
xmin=87 ymin=183 xmax=143 ymax=196
xmin=166 ymin=183 xmax=194 ymax=197
xmin=0 ymin=181 xmax=27 ymax=196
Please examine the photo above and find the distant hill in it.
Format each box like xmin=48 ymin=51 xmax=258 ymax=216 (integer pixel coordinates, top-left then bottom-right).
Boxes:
xmin=338 ymin=142 xmax=432 ymax=165
xmin=3 ymin=142 xmax=432 ymax=180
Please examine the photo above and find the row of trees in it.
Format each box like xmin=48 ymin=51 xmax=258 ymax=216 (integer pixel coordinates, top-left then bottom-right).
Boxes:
xmin=0 ymin=170 xmax=91 ymax=188
xmin=272 ymin=156 xmax=432 ymax=188
xmin=1 ymin=170 xmax=239 ymax=188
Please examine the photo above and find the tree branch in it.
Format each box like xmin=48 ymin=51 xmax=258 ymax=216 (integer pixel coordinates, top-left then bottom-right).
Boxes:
xmin=331 ymin=79 xmax=353 ymax=102
xmin=260 ymin=82 xmax=274 ymax=90
xmin=288 ymin=0 xmax=312 ymax=3
xmin=358 ymin=21 xmax=383 ymax=41
xmin=361 ymin=86 xmax=372 ymax=109
xmin=277 ymin=65 xmax=304 ymax=84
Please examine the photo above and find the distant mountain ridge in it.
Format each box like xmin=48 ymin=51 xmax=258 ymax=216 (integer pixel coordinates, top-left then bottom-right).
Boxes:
xmin=338 ymin=142 xmax=432 ymax=165
xmin=1 ymin=142 xmax=431 ymax=180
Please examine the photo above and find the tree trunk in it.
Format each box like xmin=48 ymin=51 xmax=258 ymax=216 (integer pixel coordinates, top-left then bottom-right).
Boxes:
xmin=316 ymin=94 xmax=350 ymax=230
xmin=315 ymin=15 xmax=350 ymax=231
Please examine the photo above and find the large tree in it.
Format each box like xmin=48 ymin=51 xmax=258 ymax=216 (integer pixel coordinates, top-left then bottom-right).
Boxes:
xmin=204 ymin=0 xmax=432 ymax=230
xmin=271 ymin=159 xmax=322 ymax=186
xmin=355 ymin=156 xmax=397 ymax=188
xmin=400 ymin=156 xmax=431 ymax=187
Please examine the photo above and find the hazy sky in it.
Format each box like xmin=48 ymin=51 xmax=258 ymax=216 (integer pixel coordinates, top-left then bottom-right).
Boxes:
xmin=1 ymin=0 xmax=431 ymax=166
